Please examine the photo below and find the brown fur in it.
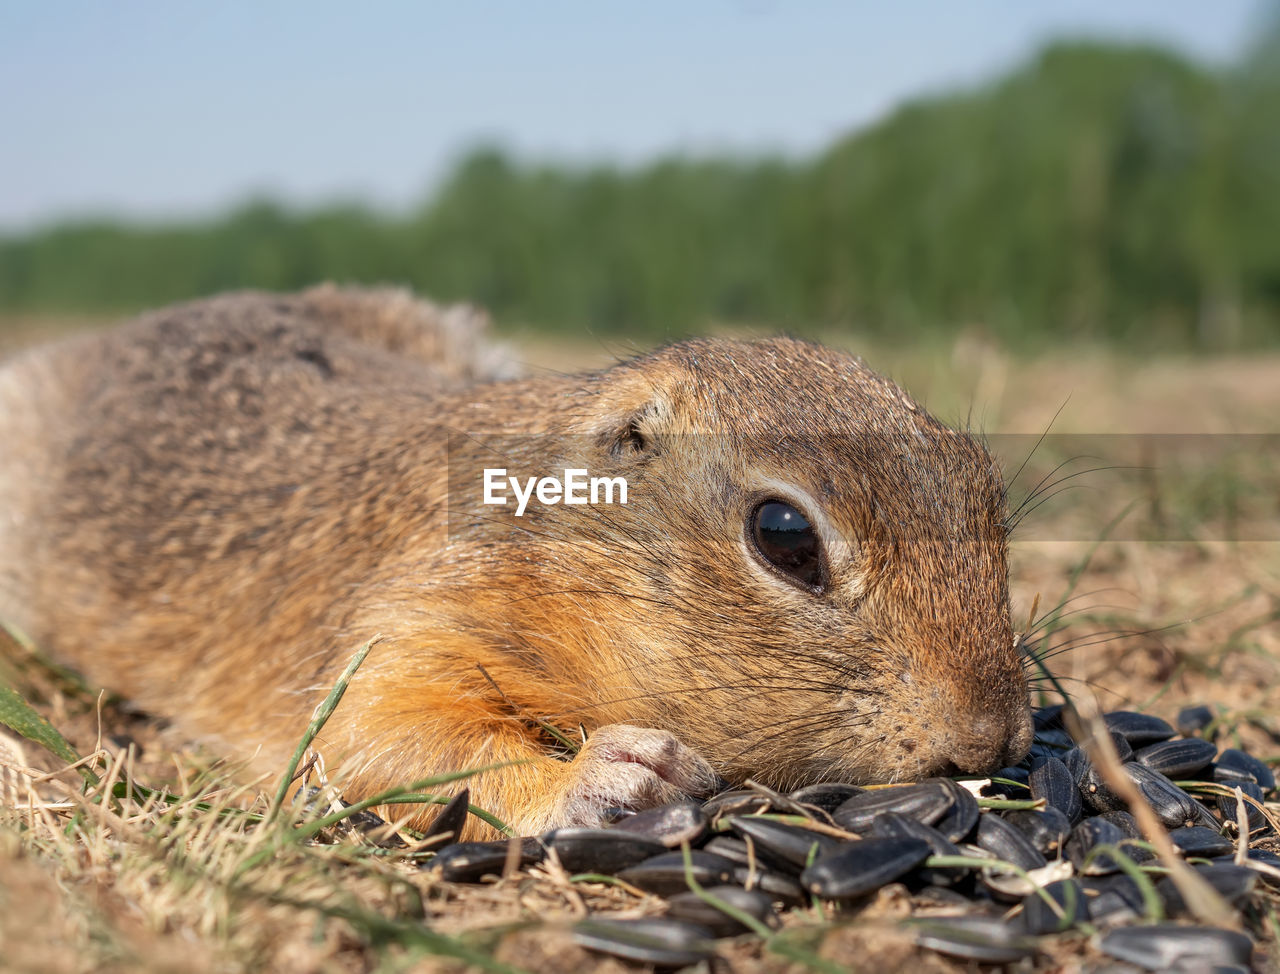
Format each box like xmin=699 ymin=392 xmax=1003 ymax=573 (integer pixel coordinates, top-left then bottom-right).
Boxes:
xmin=0 ymin=286 xmax=1032 ymax=835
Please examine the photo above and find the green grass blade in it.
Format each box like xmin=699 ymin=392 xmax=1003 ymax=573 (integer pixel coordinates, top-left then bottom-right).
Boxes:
xmin=0 ymin=684 xmax=86 ymax=771
xmin=270 ymin=637 xmax=376 ymax=817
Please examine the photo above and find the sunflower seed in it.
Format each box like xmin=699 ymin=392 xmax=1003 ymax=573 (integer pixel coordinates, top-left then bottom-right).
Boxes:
xmin=733 ymin=864 xmax=806 ymax=902
xmin=421 ymin=788 xmax=471 ymax=846
xmin=788 ymin=782 xmax=865 ymax=813
xmin=933 ymin=778 xmax=981 ymax=842
xmin=982 ymin=766 xmax=1030 ymax=800
xmin=1066 ymin=817 xmax=1128 ymax=875
xmin=1098 ymin=810 xmax=1141 ymax=839
xmin=832 ymin=781 xmax=954 ymax=833
xmin=703 ymin=835 xmax=756 ymax=867
xmin=616 ymin=851 xmax=737 ymax=896
xmin=543 ymin=828 xmax=668 ymax=875
xmin=1214 ymin=848 xmax=1280 ymax=885
xmin=701 ymin=789 xmax=775 ymax=820
xmin=1215 ymin=748 xmax=1276 ymax=792
xmin=1157 ymin=863 xmax=1257 ymax=916
xmin=1126 ymin=764 xmax=1201 ymax=828
xmin=800 ymin=836 xmax=931 ymax=899
xmin=610 ymin=801 xmax=708 ymax=848
xmin=1033 ymin=704 xmax=1066 ymax=730
xmin=1003 ymin=807 xmax=1072 ymax=856
xmin=1168 ymin=825 xmax=1234 ymax=858
xmin=912 ymin=916 xmax=1038 ymax=963
xmin=1175 ymin=704 xmax=1215 ymax=736
xmin=727 ymin=816 xmax=844 ymax=870
xmin=1033 ymin=726 xmax=1074 ymax=751
xmin=870 ymin=812 xmax=964 ymax=886
xmin=1133 ymin=737 xmax=1218 ymax=778
xmin=1062 ymin=746 xmax=1092 ymax=787
xmin=1109 ymin=730 xmax=1136 ymax=763
xmin=572 ymin=917 xmax=717 ymax=967
xmin=1030 ymin=756 xmax=1082 ymax=823
xmin=976 ymin=811 xmax=1047 ymax=870
xmin=1083 ymin=873 xmax=1145 ymax=925
xmin=428 ymin=837 xmax=544 ymax=882
xmin=1081 ymin=763 xmax=1198 ymax=826
xmin=1020 ymin=878 xmax=1087 ymax=935
xmin=1104 ymin=711 xmax=1176 ymax=746
xmin=665 ymin=886 xmax=778 ymax=937
xmin=1217 ymin=780 xmax=1267 ymax=832
xmin=1098 ymin=924 xmax=1253 ymax=970
xmin=1079 ymin=763 xmax=1128 ymax=815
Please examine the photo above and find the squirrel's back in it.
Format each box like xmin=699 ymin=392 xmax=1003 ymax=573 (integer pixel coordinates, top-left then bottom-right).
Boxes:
xmin=0 ymin=285 xmax=512 ymax=711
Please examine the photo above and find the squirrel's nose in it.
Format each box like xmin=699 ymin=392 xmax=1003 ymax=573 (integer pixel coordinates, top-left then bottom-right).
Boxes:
xmin=946 ymin=707 xmax=1034 ymax=774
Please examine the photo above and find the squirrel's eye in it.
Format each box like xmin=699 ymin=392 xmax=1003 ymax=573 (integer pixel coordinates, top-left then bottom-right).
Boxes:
xmin=749 ymin=500 xmax=824 ymax=590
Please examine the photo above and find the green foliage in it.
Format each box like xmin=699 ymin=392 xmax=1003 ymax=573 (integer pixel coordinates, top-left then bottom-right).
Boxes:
xmin=0 ymin=684 xmax=82 ymax=766
xmin=2 ymin=39 xmax=1278 ymax=347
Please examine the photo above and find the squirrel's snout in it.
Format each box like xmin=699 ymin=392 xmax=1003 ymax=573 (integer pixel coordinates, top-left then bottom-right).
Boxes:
xmin=945 ymin=706 xmax=1034 ymax=775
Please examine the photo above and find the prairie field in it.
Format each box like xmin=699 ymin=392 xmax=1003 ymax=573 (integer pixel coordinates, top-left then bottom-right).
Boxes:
xmin=2 ymin=322 xmax=1279 ymax=973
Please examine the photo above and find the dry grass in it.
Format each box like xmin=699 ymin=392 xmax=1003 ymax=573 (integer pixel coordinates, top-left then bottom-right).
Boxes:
xmin=2 ymin=324 xmax=1280 ymax=971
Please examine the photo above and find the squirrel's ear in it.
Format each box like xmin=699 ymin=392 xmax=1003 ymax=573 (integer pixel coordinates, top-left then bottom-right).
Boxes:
xmin=602 ymin=402 xmax=662 ymax=460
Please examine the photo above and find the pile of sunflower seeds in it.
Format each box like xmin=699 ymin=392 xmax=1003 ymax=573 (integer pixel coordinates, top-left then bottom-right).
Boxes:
xmin=425 ymin=706 xmax=1277 ymax=971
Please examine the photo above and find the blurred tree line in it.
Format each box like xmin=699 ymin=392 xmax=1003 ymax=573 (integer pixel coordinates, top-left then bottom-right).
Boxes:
xmin=1 ymin=36 xmax=1278 ymax=347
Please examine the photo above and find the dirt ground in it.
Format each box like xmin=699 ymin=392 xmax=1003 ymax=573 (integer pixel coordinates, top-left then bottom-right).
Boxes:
xmin=2 ymin=319 xmax=1279 ymax=972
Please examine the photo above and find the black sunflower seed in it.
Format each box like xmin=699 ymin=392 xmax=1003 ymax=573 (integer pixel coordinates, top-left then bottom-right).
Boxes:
xmin=1116 ymin=730 xmax=1140 ymax=763
xmin=572 ymin=917 xmax=717 ymax=967
xmin=982 ymin=766 xmax=1030 ymax=800
xmin=1033 ymin=726 xmax=1074 ymax=751
xmin=1133 ymin=737 xmax=1218 ymax=778
xmin=1215 ymin=748 xmax=1276 ymax=792
xmin=1029 ymin=756 xmax=1082 ymax=823
xmin=1099 ymin=924 xmax=1253 ymax=970
xmin=1157 ymin=863 xmax=1257 ymax=916
xmin=421 ymin=788 xmax=471 ymax=846
xmin=733 ymin=864 xmax=807 ymax=903
xmin=912 ymin=916 xmax=1039 ymax=963
xmin=428 ymin=837 xmax=544 ymax=882
xmin=616 ymin=851 xmax=737 ymax=896
xmin=727 ymin=816 xmax=844 ymax=870
xmin=932 ymin=778 xmax=981 ymax=843
xmin=1098 ymin=810 xmax=1141 ymax=839
xmin=1176 ymin=704 xmax=1215 ymax=737
xmin=869 ymin=812 xmax=964 ymax=886
xmin=976 ymin=811 xmax=1047 ymax=870
xmin=701 ymin=790 xmax=775 ymax=820
xmin=707 ymin=832 xmax=806 ymax=877
xmin=1003 ymin=807 xmax=1072 ymax=856
xmin=1062 ymin=746 xmax=1092 ymax=788
xmin=543 ymin=828 xmax=669 ymax=875
xmin=664 ymin=886 xmax=778 ymax=937
xmin=610 ymin=801 xmax=708 ymax=848
xmin=1083 ymin=873 xmax=1145 ymax=925
xmin=1080 ymin=763 xmax=1128 ymax=815
xmin=1104 ymin=711 xmax=1176 ymax=746
xmin=702 ymin=835 xmax=758 ymax=867
xmin=788 ymin=782 xmax=865 ymax=813
xmin=1126 ymin=763 xmax=1200 ymax=828
xmin=1244 ymin=847 xmax=1280 ymax=867
xmin=1168 ymin=825 xmax=1235 ymax=858
xmin=1066 ymin=817 xmax=1128 ymax=875
xmin=800 ymin=836 xmax=931 ymax=900
xmin=1033 ymin=704 xmax=1066 ymax=730
xmin=1020 ymin=878 xmax=1087 ymax=935
xmin=1217 ymin=780 xmax=1268 ymax=832
xmin=831 ymin=781 xmax=954 ymax=833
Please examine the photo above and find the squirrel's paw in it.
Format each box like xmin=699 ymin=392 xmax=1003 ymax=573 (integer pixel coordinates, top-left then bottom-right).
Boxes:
xmin=552 ymin=724 xmax=719 ymax=829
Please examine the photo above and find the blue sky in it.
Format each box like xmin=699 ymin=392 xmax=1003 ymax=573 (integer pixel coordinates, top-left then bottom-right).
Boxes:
xmin=0 ymin=1 xmax=1267 ymax=230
